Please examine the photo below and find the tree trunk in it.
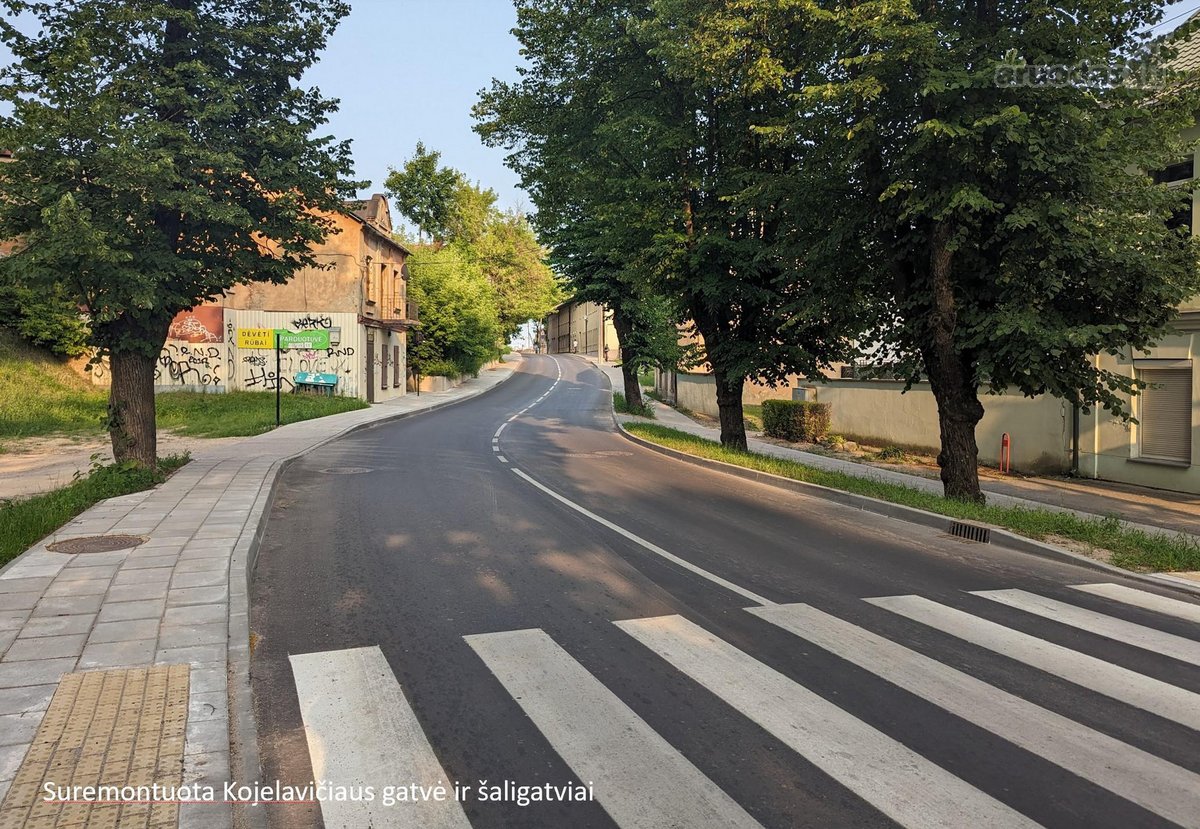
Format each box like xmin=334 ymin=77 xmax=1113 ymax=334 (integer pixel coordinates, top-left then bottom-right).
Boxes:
xmin=610 ymin=307 xmax=644 ymax=409
xmin=108 ymin=348 xmax=160 ymax=470
xmin=923 ymin=221 xmax=984 ymax=502
xmin=621 ymin=361 xmax=644 ymax=410
xmin=926 ymin=357 xmax=985 ymax=502
xmin=713 ymin=365 xmax=748 ymax=450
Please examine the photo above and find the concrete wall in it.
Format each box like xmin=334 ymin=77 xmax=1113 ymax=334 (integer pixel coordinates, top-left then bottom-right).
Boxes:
xmin=817 ymin=380 xmax=1071 ymax=473
xmin=1079 ymin=329 xmax=1199 ymax=494
xmin=670 ymin=371 xmax=1072 ymax=474
xmin=91 ymin=307 xmax=407 ymax=402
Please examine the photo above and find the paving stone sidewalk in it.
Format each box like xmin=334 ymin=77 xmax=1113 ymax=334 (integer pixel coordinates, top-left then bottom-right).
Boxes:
xmin=590 ymin=361 xmax=1199 ymax=541
xmin=0 ymin=357 xmax=520 ymax=829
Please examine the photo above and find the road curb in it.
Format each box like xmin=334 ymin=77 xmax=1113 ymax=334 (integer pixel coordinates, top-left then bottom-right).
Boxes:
xmin=609 ymin=410 xmax=1200 ymax=600
xmin=226 ymin=359 xmax=523 ymax=829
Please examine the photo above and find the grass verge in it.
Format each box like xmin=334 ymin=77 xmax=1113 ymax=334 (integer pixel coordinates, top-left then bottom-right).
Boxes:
xmin=0 ymin=330 xmax=108 ymax=445
xmin=624 ymin=423 xmax=1200 ymax=573
xmin=0 ymin=454 xmax=191 ymax=566
xmin=155 ymin=391 xmax=368 ymax=438
xmin=614 ymin=392 xmax=655 ymax=419
xmin=743 ymin=404 xmax=764 ymax=432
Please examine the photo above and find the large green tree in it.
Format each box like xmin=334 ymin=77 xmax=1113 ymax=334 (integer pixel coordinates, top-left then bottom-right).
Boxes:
xmin=406 ymin=246 xmax=502 ymax=377
xmin=385 ymin=142 xmax=461 ymax=244
xmin=787 ymin=0 xmax=1200 ymax=501
xmin=0 ymin=0 xmax=357 ymax=468
xmin=387 ymin=143 xmax=561 ymax=341
xmin=479 ymin=0 xmax=863 ymax=449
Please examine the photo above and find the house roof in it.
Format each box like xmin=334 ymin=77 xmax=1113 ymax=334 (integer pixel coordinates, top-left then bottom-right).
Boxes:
xmin=351 ymin=193 xmax=390 ymax=228
xmin=1167 ymin=11 xmax=1200 ymax=72
xmin=344 ymin=194 xmax=411 ymax=257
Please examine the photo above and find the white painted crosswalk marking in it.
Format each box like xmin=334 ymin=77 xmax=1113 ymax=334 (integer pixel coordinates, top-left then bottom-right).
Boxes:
xmin=750 ymin=603 xmax=1200 ymax=828
xmin=868 ymin=594 xmax=1200 ymax=731
xmin=464 ymin=627 xmax=762 ymax=829
xmin=1071 ymin=582 xmax=1200 ymax=625
xmin=615 ymin=614 xmax=1037 ymax=829
xmin=289 ymin=647 xmax=471 ymax=829
xmin=973 ymin=589 xmax=1200 ymax=667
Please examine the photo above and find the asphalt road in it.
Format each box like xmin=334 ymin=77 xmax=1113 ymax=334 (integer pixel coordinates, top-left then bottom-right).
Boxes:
xmin=249 ymin=354 xmax=1200 ymax=829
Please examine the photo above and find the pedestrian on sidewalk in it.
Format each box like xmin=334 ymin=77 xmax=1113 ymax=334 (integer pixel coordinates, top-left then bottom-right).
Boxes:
xmin=604 ymin=344 xmax=610 ymax=362
xmin=572 ymin=337 xmax=578 ymax=353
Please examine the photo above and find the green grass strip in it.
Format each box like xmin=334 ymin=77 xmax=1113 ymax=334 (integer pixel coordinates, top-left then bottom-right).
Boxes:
xmin=155 ymin=391 xmax=368 ymax=438
xmin=624 ymin=422 xmax=1200 ymax=573
xmin=613 ymin=392 xmax=655 ymax=419
xmin=0 ymin=455 xmax=191 ymax=566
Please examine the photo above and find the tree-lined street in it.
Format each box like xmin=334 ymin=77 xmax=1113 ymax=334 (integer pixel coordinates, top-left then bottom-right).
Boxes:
xmin=250 ymin=355 xmax=1200 ymax=828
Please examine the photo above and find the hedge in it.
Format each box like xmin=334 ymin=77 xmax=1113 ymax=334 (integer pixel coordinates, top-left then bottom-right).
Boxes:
xmin=761 ymin=399 xmax=831 ymax=442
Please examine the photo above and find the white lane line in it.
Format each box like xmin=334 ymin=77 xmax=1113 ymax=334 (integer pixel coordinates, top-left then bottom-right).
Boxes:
xmin=511 ymin=468 xmax=773 ymax=606
xmin=465 ymin=628 xmax=761 ymax=829
xmin=289 ymin=646 xmax=470 ymax=829
xmin=495 ymin=356 xmax=563 ymax=464
xmin=973 ymin=589 xmax=1200 ymax=667
xmin=497 ymin=456 xmax=508 ymax=464
xmin=750 ymin=603 xmax=1200 ymax=827
xmin=1071 ymin=583 xmax=1200 ymax=625
xmin=868 ymin=595 xmax=1200 ymax=731
xmin=616 ymin=615 xmax=1035 ymax=829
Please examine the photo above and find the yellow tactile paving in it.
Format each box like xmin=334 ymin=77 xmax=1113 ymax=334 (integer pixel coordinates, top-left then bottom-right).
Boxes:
xmin=0 ymin=665 xmax=189 ymax=829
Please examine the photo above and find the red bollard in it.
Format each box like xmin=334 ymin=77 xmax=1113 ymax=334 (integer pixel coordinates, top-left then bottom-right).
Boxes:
xmin=1000 ymin=432 xmax=1011 ymax=474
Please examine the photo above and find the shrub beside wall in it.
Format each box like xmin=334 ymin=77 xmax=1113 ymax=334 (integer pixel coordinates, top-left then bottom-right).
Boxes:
xmin=762 ymin=399 xmax=831 ymax=442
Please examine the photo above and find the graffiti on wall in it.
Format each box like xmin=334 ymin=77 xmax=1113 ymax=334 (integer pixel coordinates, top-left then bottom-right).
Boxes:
xmin=156 ymin=343 xmax=223 ymax=388
xmin=291 ymin=314 xmax=333 ymax=330
xmin=168 ymin=306 xmax=224 ymax=343
xmin=239 ymin=345 xmax=358 ymax=392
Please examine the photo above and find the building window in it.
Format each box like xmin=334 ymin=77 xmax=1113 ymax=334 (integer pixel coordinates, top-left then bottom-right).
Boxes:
xmin=1153 ymin=158 xmax=1195 ymax=234
xmin=1138 ymin=366 xmax=1193 ymax=463
xmin=381 ymin=340 xmax=389 ymax=391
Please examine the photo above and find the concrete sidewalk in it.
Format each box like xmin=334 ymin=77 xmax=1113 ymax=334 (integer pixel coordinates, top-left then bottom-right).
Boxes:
xmin=0 ymin=356 xmax=520 ymax=829
xmin=592 ymin=362 xmax=1198 ymax=540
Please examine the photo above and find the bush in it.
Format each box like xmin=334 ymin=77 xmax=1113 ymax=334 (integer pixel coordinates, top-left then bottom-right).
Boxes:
xmin=761 ymin=399 xmax=831 ymax=442
xmin=614 ymin=392 xmax=654 ymax=418
xmin=0 ymin=283 xmax=90 ymax=357
xmin=418 ymin=359 xmax=459 ymax=378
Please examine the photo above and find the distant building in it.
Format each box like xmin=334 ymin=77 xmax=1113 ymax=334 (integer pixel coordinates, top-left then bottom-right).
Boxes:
xmin=544 ymin=299 xmax=618 ymax=361
xmin=92 ymin=194 xmax=419 ymax=402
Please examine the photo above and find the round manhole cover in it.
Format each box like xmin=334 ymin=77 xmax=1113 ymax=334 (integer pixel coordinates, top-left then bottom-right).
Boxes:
xmin=320 ymin=467 xmax=373 ymax=475
xmin=47 ymin=535 xmax=146 ymax=555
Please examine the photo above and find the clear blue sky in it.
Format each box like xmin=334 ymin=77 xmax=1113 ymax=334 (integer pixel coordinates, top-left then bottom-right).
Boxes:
xmin=305 ymin=0 xmax=528 ymax=215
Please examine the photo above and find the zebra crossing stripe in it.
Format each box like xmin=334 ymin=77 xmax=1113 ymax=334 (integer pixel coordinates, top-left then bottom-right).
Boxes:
xmin=1070 ymin=583 xmax=1200 ymax=625
xmin=289 ymin=646 xmax=471 ymax=829
xmin=867 ymin=594 xmax=1200 ymax=731
xmin=464 ymin=627 xmax=762 ymax=829
xmin=615 ymin=614 xmax=1037 ymax=829
xmin=973 ymin=589 xmax=1200 ymax=667
xmin=750 ymin=603 xmax=1200 ymax=828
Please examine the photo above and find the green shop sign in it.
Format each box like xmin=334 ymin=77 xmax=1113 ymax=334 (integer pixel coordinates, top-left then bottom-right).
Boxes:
xmin=275 ymin=329 xmax=331 ymax=350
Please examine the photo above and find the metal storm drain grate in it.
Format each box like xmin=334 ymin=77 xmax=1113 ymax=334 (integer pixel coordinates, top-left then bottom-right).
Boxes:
xmin=46 ymin=534 xmax=146 ymax=554
xmin=947 ymin=521 xmax=991 ymax=544
xmin=320 ymin=467 xmax=373 ymax=475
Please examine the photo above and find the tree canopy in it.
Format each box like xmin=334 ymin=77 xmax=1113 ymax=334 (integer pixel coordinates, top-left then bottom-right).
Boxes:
xmin=387 ymin=142 xmax=561 ymax=366
xmin=478 ymin=0 xmax=1200 ymax=499
xmin=0 ymin=0 xmax=357 ymax=467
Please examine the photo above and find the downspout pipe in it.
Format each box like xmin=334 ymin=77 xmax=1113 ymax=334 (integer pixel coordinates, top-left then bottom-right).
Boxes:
xmin=1070 ymin=399 xmax=1081 ymax=477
